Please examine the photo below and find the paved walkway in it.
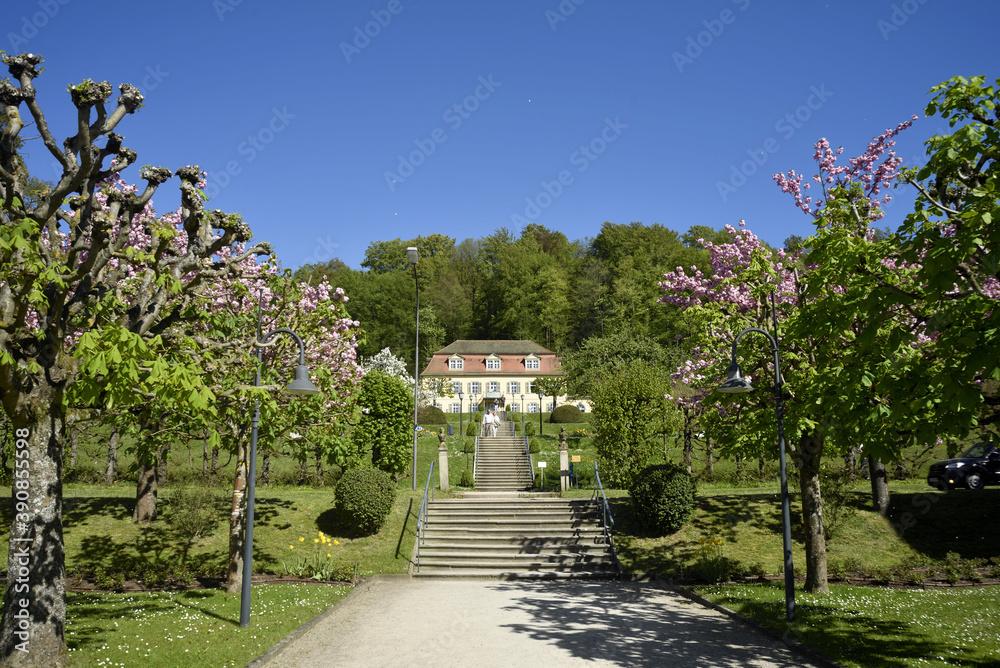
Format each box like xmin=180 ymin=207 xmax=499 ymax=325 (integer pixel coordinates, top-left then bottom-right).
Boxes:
xmin=254 ymin=576 xmax=829 ymax=668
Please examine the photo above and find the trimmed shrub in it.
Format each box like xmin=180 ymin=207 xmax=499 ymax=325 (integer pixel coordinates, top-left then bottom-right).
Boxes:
xmin=549 ymin=404 xmax=584 ymax=423
xmin=629 ymin=463 xmax=695 ymax=536
xmin=417 ymin=405 xmax=447 ymax=425
xmin=335 ymin=467 xmax=396 ymax=536
xmin=459 ymin=467 xmax=474 ymax=487
xmin=462 ymin=439 xmax=475 ymax=454
xmin=523 ymin=421 xmax=536 ymax=436
xmin=528 ymin=438 xmax=541 ymax=454
xmin=465 ymin=421 xmax=478 ymax=437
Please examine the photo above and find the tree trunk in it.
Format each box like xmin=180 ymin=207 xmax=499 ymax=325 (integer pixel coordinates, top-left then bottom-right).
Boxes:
xmin=705 ymin=436 xmax=714 ymax=480
xmin=261 ymin=452 xmax=270 ymax=488
xmin=792 ymin=434 xmax=828 ymax=593
xmin=868 ymin=455 xmax=889 ymax=516
xmin=298 ymin=460 xmax=308 ymax=486
xmin=132 ymin=455 xmax=158 ymax=523
xmin=104 ymin=428 xmax=118 ymax=485
xmin=681 ymin=408 xmax=693 ymax=473
xmin=226 ymin=439 xmax=248 ymax=594
xmin=758 ymin=453 xmax=766 ymax=482
xmin=210 ymin=445 xmax=219 ymax=486
xmin=156 ymin=445 xmax=169 ymax=487
xmin=0 ymin=384 xmax=69 ymax=666
xmin=314 ymin=443 xmax=323 ymax=486
xmin=68 ymin=425 xmax=79 ymax=470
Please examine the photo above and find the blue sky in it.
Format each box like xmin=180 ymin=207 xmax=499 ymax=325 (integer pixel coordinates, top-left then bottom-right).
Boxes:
xmin=5 ymin=0 xmax=998 ymax=270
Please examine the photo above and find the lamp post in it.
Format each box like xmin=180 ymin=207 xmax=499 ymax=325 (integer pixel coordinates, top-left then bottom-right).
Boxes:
xmin=716 ymin=320 xmax=795 ymax=623
xmin=538 ymin=390 xmax=544 ymax=437
xmin=407 ymin=246 xmax=420 ymax=491
xmin=242 ymin=327 xmax=320 ymax=628
xmin=520 ymin=393 xmax=525 ymax=435
xmin=458 ymin=391 xmax=464 ymax=437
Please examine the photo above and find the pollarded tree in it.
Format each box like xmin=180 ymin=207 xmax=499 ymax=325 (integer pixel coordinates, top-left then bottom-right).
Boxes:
xmin=0 ymin=53 xmax=269 ymax=665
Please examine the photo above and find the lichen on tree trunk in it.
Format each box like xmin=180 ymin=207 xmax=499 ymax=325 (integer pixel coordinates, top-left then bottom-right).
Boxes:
xmin=226 ymin=440 xmax=248 ymax=594
xmin=0 ymin=385 xmax=69 ymax=667
xmin=868 ymin=455 xmax=889 ymax=516
xmin=791 ymin=434 xmax=829 ymax=594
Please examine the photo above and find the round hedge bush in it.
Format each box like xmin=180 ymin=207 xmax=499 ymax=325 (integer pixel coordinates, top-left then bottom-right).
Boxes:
xmin=335 ymin=467 xmax=396 ymax=536
xmin=417 ymin=405 xmax=448 ymax=425
xmin=528 ymin=438 xmax=541 ymax=454
xmin=628 ymin=463 xmax=695 ymax=536
xmin=465 ymin=421 xmax=478 ymax=437
xmin=523 ymin=421 xmax=536 ymax=436
xmin=549 ymin=404 xmax=584 ymax=423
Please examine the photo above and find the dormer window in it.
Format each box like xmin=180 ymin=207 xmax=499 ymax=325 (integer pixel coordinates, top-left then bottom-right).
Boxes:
xmin=524 ymin=355 xmax=540 ymax=370
xmin=448 ymin=355 xmax=464 ymax=370
xmin=485 ymin=354 xmax=501 ymax=370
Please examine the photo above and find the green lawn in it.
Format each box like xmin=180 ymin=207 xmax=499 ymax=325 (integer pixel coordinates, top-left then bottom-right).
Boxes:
xmin=64 ymin=584 xmax=350 ymax=668
xmin=3 ymin=413 xmax=996 ymax=667
xmin=692 ymin=582 xmax=1000 ymax=668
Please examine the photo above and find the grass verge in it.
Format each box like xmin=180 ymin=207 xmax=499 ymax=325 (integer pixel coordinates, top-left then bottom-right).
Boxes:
xmin=64 ymin=583 xmax=350 ymax=667
xmin=692 ymin=582 xmax=1000 ymax=667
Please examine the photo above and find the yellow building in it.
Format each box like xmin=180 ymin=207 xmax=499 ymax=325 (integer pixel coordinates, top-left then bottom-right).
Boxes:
xmin=420 ymin=340 xmax=590 ymax=414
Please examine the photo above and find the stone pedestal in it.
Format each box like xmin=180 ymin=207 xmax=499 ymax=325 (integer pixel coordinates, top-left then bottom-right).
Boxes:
xmin=559 ymin=426 xmax=570 ymax=492
xmin=437 ymin=428 xmax=449 ymax=492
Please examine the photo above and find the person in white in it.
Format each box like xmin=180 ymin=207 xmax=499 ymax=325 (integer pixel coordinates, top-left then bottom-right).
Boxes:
xmin=481 ymin=409 xmax=494 ymax=437
xmin=490 ymin=410 xmax=499 ymax=437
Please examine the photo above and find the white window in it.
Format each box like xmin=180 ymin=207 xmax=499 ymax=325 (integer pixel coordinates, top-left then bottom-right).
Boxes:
xmin=577 ymin=403 xmax=586 ymax=412
xmin=511 ymin=403 xmax=520 ymax=412
xmin=452 ymin=381 xmax=462 ymax=394
xmin=470 ymin=381 xmax=481 ymax=394
xmin=526 ymin=381 xmax=534 ymax=394
xmin=546 ymin=402 xmax=554 ymax=412
xmin=488 ymin=381 xmax=499 ymax=392
xmin=508 ymin=381 xmax=520 ymax=394
xmin=486 ymin=358 xmax=500 ymax=370
xmin=450 ymin=403 xmax=460 ymax=413
xmin=528 ymin=403 xmax=539 ymax=413
xmin=525 ymin=358 xmax=539 ymax=370
xmin=448 ymin=357 xmax=463 ymax=370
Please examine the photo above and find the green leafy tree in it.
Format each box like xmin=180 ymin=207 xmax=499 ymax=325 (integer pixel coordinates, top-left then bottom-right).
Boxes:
xmin=590 ymin=360 xmax=679 ymax=488
xmin=0 ymin=54 xmax=269 ymax=664
xmin=351 ymin=369 xmax=414 ymax=478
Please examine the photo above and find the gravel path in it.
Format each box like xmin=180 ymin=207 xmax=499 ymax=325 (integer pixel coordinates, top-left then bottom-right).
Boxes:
xmin=252 ymin=576 xmax=830 ymax=667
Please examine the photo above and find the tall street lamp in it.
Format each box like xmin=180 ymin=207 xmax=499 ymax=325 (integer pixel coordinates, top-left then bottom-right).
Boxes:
xmin=242 ymin=327 xmax=320 ymax=627
xmin=458 ymin=390 xmax=464 ymax=438
xmin=537 ymin=390 xmax=544 ymax=437
xmin=716 ymin=319 xmax=795 ymax=623
xmin=407 ymin=246 xmax=420 ymax=491
xmin=520 ymin=393 xmax=525 ymax=435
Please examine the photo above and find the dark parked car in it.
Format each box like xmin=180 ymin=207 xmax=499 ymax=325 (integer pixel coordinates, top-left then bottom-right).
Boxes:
xmin=927 ymin=442 xmax=1000 ymax=490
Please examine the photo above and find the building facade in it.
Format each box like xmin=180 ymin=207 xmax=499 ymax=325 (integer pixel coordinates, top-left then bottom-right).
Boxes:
xmin=420 ymin=340 xmax=590 ymax=414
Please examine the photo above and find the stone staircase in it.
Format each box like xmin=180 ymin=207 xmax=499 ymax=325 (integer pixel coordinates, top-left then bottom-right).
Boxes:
xmin=413 ymin=497 xmax=619 ymax=578
xmin=475 ymin=415 xmax=532 ymax=492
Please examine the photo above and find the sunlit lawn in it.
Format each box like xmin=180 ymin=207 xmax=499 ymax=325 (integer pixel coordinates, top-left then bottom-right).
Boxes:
xmin=692 ymin=582 xmax=1000 ymax=668
xmin=65 ymin=584 xmax=350 ymax=667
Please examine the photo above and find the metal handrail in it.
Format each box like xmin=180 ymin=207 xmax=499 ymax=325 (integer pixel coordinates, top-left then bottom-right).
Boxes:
xmin=473 ymin=434 xmax=479 ymax=485
xmin=415 ymin=461 xmax=435 ymax=572
xmin=525 ymin=435 xmax=535 ymax=487
xmin=592 ymin=461 xmax=616 ymax=556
